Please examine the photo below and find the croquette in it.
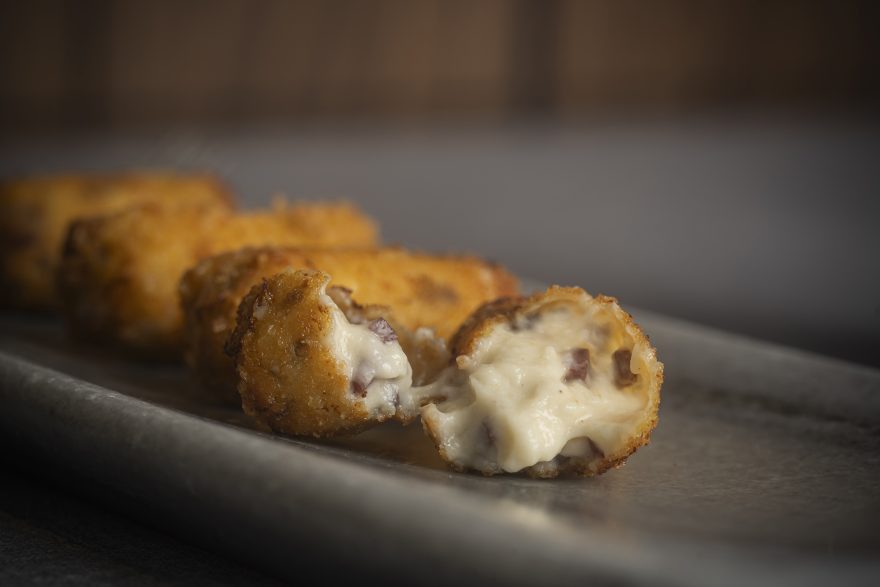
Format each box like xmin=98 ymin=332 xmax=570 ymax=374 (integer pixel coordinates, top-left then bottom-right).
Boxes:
xmin=421 ymin=286 xmax=663 ymax=477
xmin=227 ymin=269 xmax=441 ymax=436
xmin=0 ymin=172 xmax=232 ymax=310
xmin=179 ymin=246 xmax=518 ymax=400
xmin=58 ymin=200 xmax=378 ymax=357
xmin=227 ymin=270 xmax=661 ymax=478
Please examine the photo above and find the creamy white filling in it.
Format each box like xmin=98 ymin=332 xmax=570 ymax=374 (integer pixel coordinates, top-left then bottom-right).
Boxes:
xmin=420 ymin=307 xmax=649 ymax=473
xmin=323 ymin=295 xmax=413 ymax=420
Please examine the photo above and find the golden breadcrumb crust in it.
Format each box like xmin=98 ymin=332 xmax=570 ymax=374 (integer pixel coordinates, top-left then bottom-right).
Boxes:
xmin=0 ymin=172 xmax=232 ymax=310
xmin=180 ymin=246 xmax=517 ymax=398
xmin=228 ymin=269 xmax=375 ymax=437
xmin=58 ymin=201 xmax=378 ymax=357
xmin=422 ymin=286 xmax=664 ymax=478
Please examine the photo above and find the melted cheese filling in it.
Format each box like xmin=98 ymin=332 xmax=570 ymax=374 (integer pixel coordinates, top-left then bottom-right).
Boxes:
xmin=324 ymin=295 xmax=413 ymax=419
xmin=420 ymin=307 xmax=649 ymax=473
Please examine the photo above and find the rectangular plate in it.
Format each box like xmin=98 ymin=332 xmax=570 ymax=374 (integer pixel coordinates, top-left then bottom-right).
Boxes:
xmin=1 ymin=306 xmax=878 ymax=586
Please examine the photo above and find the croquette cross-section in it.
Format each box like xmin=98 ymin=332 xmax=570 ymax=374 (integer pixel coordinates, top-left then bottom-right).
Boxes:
xmin=58 ymin=201 xmax=379 ymax=357
xmin=421 ymin=286 xmax=663 ymax=478
xmin=228 ymin=269 xmax=435 ymax=436
xmin=0 ymin=172 xmax=232 ymax=310
xmin=179 ymin=246 xmax=518 ymax=400
xmin=228 ymin=270 xmax=663 ymax=476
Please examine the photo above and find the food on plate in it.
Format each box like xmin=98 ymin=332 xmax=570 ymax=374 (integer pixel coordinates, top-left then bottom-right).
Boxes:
xmin=179 ymin=246 xmax=518 ymax=400
xmin=421 ymin=286 xmax=663 ymax=477
xmin=58 ymin=200 xmax=378 ymax=357
xmin=12 ymin=167 xmax=663 ymax=478
xmin=0 ymin=172 xmax=232 ymax=310
xmin=227 ymin=269 xmax=445 ymax=436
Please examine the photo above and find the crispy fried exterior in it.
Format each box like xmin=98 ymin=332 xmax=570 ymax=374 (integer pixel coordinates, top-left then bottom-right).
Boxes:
xmin=0 ymin=172 xmax=232 ymax=310
xmin=422 ymin=286 xmax=664 ymax=478
xmin=447 ymin=295 xmax=522 ymax=356
xmin=58 ymin=201 xmax=379 ymax=357
xmin=180 ymin=246 xmax=516 ymax=398
xmin=182 ymin=247 xmax=297 ymax=397
xmin=228 ymin=270 xmax=374 ymax=436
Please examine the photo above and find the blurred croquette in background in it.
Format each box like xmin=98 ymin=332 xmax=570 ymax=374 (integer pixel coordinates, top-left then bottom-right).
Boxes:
xmin=0 ymin=0 xmax=877 ymax=367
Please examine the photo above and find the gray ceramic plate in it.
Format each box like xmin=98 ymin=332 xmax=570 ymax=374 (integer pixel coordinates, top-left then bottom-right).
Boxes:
xmin=1 ymin=301 xmax=878 ymax=586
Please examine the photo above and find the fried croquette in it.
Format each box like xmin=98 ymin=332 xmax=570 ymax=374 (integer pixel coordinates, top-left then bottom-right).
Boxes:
xmin=0 ymin=172 xmax=232 ymax=310
xmin=179 ymin=246 xmax=518 ymax=399
xmin=58 ymin=201 xmax=378 ymax=357
xmin=227 ymin=269 xmax=441 ymax=436
xmin=421 ymin=286 xmax=663 ymax=478
xmin=226 ymin=269 xmax=661 ymax=478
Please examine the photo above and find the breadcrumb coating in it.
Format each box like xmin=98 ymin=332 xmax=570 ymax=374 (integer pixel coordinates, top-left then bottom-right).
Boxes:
xmin=0 ymin=172 xmax=232 ymax=310
xmin=58 ymin=201 xmax=378 ymax=357
xmin=180 ymin=246 xmax=517 ymax=399
xmin=228 ymin=269 xmax=403 ymax=436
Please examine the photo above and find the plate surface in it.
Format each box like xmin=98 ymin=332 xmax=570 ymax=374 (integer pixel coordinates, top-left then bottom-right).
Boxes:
xmin=1 ymin=302 xmax=878 ymax=586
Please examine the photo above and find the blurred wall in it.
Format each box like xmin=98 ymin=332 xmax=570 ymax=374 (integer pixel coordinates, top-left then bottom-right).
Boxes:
xmin=1 ymin=0 xmax=878 ymax=132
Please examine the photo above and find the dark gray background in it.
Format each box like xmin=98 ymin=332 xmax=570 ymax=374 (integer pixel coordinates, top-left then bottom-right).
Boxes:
xmin=2 ymin=116 xmax=878 ymax=366
xmin=0 ymin=463 xmax=283 ymax=586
